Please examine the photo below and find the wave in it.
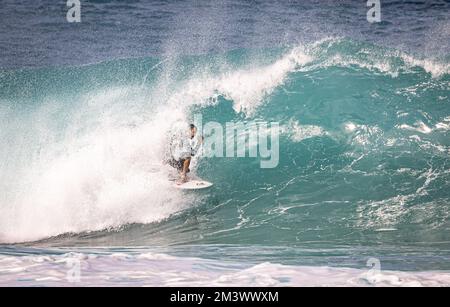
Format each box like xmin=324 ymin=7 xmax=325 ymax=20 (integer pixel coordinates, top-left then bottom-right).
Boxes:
xmin=0 ymin=38 xmax=449 ymax=245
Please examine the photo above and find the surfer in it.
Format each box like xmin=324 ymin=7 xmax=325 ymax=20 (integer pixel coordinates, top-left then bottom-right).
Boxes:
xmin=165 ymin=124 xmax=203 ymax=184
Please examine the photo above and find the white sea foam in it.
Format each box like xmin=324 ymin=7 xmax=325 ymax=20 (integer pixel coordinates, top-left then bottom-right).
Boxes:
xmin=283 ymin=120 xmax=328 ymax=142
xmin=165 ymin=47 xmax=313 ymax=115
xmin=398 ymin=118 xmax=450 ymax=134
xmin=344 ymin=122 xmax=383 ymax=146
xmin=401 ymin=54 xmax=450 ymax=78
xmin=0 ymin=251 xmax=449 ymax=287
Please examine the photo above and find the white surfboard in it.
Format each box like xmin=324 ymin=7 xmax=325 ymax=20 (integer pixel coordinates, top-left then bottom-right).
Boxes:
xmin=174 ymin=179 xmax=213 ymax=190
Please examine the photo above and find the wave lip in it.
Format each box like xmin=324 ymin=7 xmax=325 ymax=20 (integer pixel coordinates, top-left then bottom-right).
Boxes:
xmin=303 ymin=38 xmax=450 ymax=78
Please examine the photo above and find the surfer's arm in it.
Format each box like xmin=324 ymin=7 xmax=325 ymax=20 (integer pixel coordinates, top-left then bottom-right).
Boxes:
xmin=191 ymin=136 xmax=204 ymax=156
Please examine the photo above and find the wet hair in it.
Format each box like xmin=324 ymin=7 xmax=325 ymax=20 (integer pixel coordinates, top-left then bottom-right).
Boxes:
xmin=189 ymin=124 xmax=196 ymax=130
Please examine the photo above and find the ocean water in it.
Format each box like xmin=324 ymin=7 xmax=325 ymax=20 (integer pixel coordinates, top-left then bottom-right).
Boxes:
xmin=0 ymin=0 xmax=449 ymax=286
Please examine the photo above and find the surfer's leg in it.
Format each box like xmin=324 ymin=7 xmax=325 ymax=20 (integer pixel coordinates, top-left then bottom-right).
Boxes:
xmin=180 ymin=157 xmax=191 ymax=182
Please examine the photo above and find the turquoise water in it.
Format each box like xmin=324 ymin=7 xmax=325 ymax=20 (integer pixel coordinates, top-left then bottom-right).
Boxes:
xmin=0 ymin=1 xmax=449 ymax=286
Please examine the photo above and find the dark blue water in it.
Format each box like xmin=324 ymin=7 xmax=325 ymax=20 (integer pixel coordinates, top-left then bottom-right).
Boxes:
xmin=1 ymin=0 xmax=449 ymax=69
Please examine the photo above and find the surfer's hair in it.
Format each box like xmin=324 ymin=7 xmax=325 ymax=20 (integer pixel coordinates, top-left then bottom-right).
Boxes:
xmin=189 ymin=124 xmax=196 ymax=130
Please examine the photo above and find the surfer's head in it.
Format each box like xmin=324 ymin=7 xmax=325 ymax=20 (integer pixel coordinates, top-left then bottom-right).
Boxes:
xmin=189 ymin=124 xmax=197 ymax=138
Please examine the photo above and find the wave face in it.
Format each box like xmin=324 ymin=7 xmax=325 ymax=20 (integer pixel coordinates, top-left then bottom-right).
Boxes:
xmin=1 ymin=38 xmax=450 ymax=270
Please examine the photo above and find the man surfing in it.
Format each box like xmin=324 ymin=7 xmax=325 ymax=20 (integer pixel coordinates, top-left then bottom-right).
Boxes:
xmin=165 ymin=124 xmax=203 ymax=184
